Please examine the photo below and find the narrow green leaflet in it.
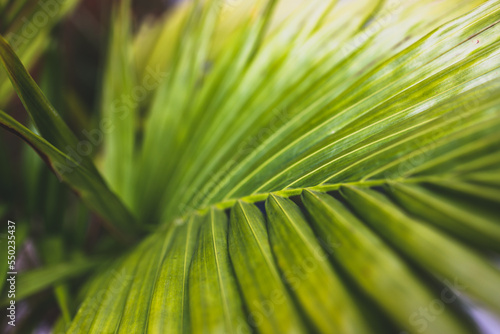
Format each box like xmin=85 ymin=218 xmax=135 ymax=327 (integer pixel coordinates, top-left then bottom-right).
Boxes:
xmin=78 ymin=240 xmax=149 ymax=333
xmin=188 ymin=208 xmax=249 ymax=333
xmin=265 ymin=194 xmax=370 ymax=333
xmin=364 ymin=114 xmax=500 ymax=182
xmin=100 ymin=0 xmax=137 ymax=207
xmin=429 ymin=179 xmax=500 ymax=205
xmin=301 ymin=189 xmax=471 ymax=334
xmin=0 ymin=111 xmax=137 ymax=240
xmin=340 ymin=186 xmax=500 ymax=314
xmin=462 ymin=169 xmax=500 ymax=186
xmin=181 ymin=0 xmax=498 ymax=210
xmin=117 ymin=227 xmax=174 ymax=333
xmin=1 ymin=258 xmax=99 ymax=305
xmin=228 ymin=200 xmax=307 ymax=333
xmin=147 ymin=216 xmax=202 ymax=333
xmin=386 ymin=182 xmax=500 ymax=251
xmin=0 ymin=0 xmax=80 ymax=105
xmin=68 ymin=259 xmax=128 ymax=333
xmin=0 ymin=35 xmax=105 ymax=175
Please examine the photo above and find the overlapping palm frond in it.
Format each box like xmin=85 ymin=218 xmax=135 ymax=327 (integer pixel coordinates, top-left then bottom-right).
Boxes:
xmin=1 ymin=0 xmax=500 ymax=333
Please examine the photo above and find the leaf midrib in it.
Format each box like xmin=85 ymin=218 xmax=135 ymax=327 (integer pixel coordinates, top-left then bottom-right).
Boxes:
xmin=170 ymin=173 xmax=465 ymax=224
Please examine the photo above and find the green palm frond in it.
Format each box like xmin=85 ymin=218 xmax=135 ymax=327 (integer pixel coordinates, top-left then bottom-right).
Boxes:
xmin=1 ymin=0 xmax=500 ymax=333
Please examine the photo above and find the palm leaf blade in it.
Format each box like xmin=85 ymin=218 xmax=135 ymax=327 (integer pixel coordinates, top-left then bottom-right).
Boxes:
xmin=341 ymin=185 xmax=500 ymax=314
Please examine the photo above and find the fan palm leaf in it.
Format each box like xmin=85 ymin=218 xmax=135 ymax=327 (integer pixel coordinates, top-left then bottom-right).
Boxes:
xmin=1 ymin=0 xmax=500 ymax=333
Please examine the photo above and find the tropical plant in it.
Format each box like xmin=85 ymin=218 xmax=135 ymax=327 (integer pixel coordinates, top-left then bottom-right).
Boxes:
xmin=1 ymin=0 xmax=500 ymax=333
